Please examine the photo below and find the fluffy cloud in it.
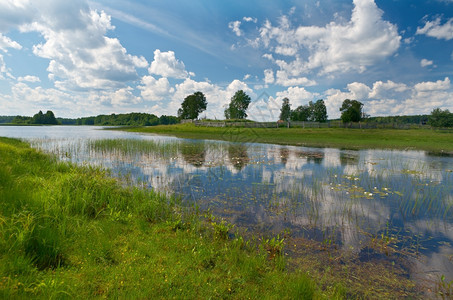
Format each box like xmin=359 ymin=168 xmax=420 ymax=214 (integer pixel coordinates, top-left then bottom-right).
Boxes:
xmin=324 ymin=77 xmax=452 ymax=118
xmin=139 ymin=75 xmax=173 ymax=101
xmin=0 ymin=0 xmax=147 ymax=91
xmin=148 ymin=49 xmax=191 ymax=79
xmin=97 ymin=87 xmax=141 ymax=107
xmin=0 ymin=54 xmax=14 ymax=79
xmin=414 ymin=77 xmax=450 ymax=91
xmin=368 ymin=80 xmax=408 ymax=99
xmin=0 ymin=81 xmax=146 ymax=117
xmin=275 ymin=86 xmax=316 ymax=107
xmin=0 ymin=33 xmax=22 ymax=52
xmin=243 ymin=17 xmax=257 ymax=23
xmin=9 ymin=82 xmax=73 ymax=110
xmin=0 ymin=0 xmax=36 ymax=32
xmin=420 ymin=58 xmax=434 ymax=67
xmin=275 ymin=70 xmax=316 ymax=87
xmin=228 ymin=21 xmax=242 ymax=37
xmin=18 ymin=75 xmax=41 ymax=82
xmin=250 ymin=0 xmax=401 ymax=78
xmin=264 ymin=69 xmax=274 ymax=84
xmin=416 ymin=17 xmax=453 ymax=40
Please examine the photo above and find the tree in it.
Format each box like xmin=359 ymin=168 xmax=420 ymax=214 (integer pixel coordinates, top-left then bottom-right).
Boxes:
xmin=429 ymin=108 xmax=453 ymax=127
xmin=340 ymin=99 xmax=363 ymax=123
xmin=31 ymin=110 xmax=58 ymax=125
xmin=43 ymin=110 xmax=59 ymax=124
xmin=32 ymin=110 xmax=45 ymax=124
xmin=177 ymin=91 xmax=207 ymax=120
xmin=312 ymin=99 xmax=328 ymax=122
xmin=279 ymin=97 xmax=291 ymax=121
xmin=290 ymin=99 xmax=327 ymax=122
xmin=224 ymin=90 xmax=251 ymax=119
xmin=291 ymin=105 xmax=312 ymax=121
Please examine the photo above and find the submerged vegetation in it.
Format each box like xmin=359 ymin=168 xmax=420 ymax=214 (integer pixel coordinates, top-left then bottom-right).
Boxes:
xmin=124 ymin=123 xmax=453 ymax=153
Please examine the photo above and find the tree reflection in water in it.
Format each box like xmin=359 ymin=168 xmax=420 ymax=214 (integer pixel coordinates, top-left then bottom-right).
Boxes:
xmin=228 ymin=144 xmax=249 ymax=170
xmin=181 ymin=142 xmax=206 ymax=167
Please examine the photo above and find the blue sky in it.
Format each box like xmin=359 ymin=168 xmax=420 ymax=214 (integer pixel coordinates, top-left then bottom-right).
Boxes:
xmin=0 ymin=0 xmax=452 ymax=120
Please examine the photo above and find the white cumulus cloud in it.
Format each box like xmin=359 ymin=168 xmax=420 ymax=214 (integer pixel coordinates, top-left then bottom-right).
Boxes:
xmin=229 ymin=20 xmax=242 ymax=37
xmin=249 ymin=0 xmax=401 ymax=78
xmin=148 ymin=49 xmax=190 ymax=79
xmin=18 ymin=75 xmax=40 ymax=82
xmin=0 ymin=33 xmax=22 ymax=52
xmin=414 ymin=77 xmax=450 ymax=91
xmin=275 ymin=86 xmax=316 ymax=107
xmin=416 ymin=17 xmax=453 ymax=40
xmin=243 ymin=17 xmax=257 ymax=23
xmin=139 ymin=75 xmax=174 ymax=101
xmin=420 ymin=58 xmax=434 ymax=67
xmin=264 ymin=69 xmax=274 ymax=84
xmin=324 ymin=77 xmax=452 ymax=118
xmin=1 ymin=0 xmax=148 ymax=91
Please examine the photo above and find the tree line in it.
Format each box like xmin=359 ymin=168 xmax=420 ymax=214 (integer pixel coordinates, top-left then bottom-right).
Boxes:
xmin=178 ymin=90 xmax=453 ymax=128
xmin=73 ymin=113 xmax=178 ymax=126
xmin=6 ymin=111 xmax=178 ymax=126
xmin=12 ymin=110 xmax=59 ymax=125
xmin=279 ymin=98 xmax=364 ymax=124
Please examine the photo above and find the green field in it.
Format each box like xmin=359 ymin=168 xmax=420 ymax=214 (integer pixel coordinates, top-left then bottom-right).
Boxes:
xmin=124 ymin=124 xmax=453 ymax=153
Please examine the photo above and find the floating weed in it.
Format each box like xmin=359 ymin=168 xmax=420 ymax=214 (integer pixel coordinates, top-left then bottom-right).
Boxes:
xmin=436 ymin=275 xmax=453 ymax=299
xmin=260 ymin=234 xmax=285 ymax=260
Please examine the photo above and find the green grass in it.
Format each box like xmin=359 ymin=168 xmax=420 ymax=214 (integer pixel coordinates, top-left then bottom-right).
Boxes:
xmin=123 ymin=123 xmax=453 ymax=153
xmin=89 ymin=138 xmax=180 ymax=158
xmin=0 ymin=137 xmax=321 ymax=299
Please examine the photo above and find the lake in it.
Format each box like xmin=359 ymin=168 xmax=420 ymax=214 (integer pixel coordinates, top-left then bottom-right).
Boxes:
xmin=2 ymin=125 xmax=453 ymax=287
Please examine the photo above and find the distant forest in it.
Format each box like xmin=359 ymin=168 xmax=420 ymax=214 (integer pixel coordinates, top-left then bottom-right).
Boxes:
xmin=363 ymin=115 xmax=429 ymax=125
xmin=0 ymin=112 xmax=447 ymax=127
xmin=60 ymin=113 xmax=179 ymax=126
xmin=0 ymin=112 xmax=179 ymax=126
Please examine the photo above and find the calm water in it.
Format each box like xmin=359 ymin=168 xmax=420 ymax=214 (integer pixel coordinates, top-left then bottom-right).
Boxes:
xmin=2 ymin=126 xmax=453 ymax=284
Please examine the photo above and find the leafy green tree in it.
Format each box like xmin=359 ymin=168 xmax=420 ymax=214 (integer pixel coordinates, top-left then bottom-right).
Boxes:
xmin=340 ymin=99 xmax=364 ymax=123
xmin=12 ymin=116 xmax=32 ymax=124
xmin=159 ymin=115 xmax=179 ymax=125
xmin=30 ymin=110 xmax=59 ymax=125
xmin=291 ymin=105 xmax=312 ymax=121
xmin=279 ymin=97 xmax=291 ymax=121
xmin=312 ymin=99 xmax=328 ymax=122
xmin=224 ymin=90 xmax=251 ymax=120
xmin=44 ymin=110 xmax=59 ymax=124
xmin=32 ymin=110 xmax=45 ymax=124
xmin=178 ymin=91 xmax=207 ymax=120
xmin=290 ymin=99 xmax=327 ymax=122
xmin=429 ymin=108 xmax=453 ymax=127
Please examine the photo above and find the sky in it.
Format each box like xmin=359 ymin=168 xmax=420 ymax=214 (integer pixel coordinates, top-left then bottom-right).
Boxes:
xmin=0 ymin=0 xmax=452 ymax=120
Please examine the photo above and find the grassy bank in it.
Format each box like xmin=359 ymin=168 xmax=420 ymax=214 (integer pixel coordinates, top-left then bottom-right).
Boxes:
xmin=123 ymin=124 xmax=453 ymax=153
xmin=0 ymin=137 xmax=323 ymax=298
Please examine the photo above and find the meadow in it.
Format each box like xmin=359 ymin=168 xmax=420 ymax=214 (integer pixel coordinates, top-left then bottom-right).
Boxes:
xmin=0 ymin=136 xmax=426 ymax=298
xmin=123 ymin=123 xmax=453 ymax=153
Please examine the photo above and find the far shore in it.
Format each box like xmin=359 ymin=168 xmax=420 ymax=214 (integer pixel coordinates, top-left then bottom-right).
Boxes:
xmin=120 ymin=123 xmax=453 ymax=154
